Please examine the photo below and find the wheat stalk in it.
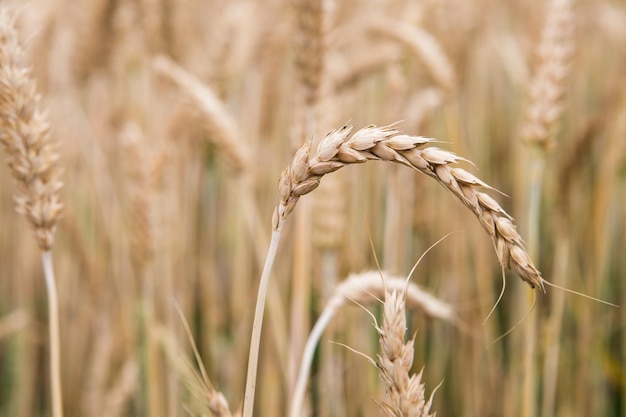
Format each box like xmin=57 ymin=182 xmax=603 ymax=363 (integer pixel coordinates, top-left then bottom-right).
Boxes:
xmin=0 ymin=9 xmax=64 ymax=417
xmin=275 ymin=123 xmax=543 ymax=289
xmin=517 ymin=1 xmax=574 ymax=416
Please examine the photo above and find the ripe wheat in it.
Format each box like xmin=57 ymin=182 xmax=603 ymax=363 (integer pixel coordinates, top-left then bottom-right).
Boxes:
xmin=275 ymin=124 xmax=544 ymax=289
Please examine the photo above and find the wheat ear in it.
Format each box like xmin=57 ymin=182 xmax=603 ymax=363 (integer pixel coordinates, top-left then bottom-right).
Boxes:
xmin=291 ymin=271 xmax=457 ymax=417
xmin=376 ymin=288 xmax=436 ymax=417
xmin=518 ymin=1 xmax=574 ymax=416
xmin=0 ymin=9 xmax=64 ymax=417
xmin=275 ymin=124 xmax=543 ymax=289
xmin=521 ymin=0 xmax=574 ymax=151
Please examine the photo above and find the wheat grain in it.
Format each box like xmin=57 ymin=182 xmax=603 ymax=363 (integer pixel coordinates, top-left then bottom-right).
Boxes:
xmin=274 ymin=124 xmax=543 ymax=289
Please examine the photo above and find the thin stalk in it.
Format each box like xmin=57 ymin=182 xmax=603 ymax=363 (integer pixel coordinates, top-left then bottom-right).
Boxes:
xmin=521 ymin=154 xmax=546 ymax=417
xmin=540 ymin=227 xmax=569 ymax=417
xmin=243 ymin=228 xmax=283 ymax=417
xmin=291 ymin=289 xmax=340 ymax=417
xmin=41 ymin=251 xmax=63 ymax=417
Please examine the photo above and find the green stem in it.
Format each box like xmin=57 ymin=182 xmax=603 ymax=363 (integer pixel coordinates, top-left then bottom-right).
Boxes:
xmin=521 ymin=154 xmax=546 ymax=417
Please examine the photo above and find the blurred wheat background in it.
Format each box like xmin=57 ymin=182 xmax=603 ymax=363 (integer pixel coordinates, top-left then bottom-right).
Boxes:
xmin=0 ymin=0 xmax=625 ymax=416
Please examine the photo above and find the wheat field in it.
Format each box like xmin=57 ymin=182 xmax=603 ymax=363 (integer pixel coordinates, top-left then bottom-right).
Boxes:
xmin=0 ymin=0 xmax=625 ymax=416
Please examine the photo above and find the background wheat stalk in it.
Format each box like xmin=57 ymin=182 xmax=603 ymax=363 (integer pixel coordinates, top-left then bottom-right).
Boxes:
xmin=0 ymin=8 xmax=64 ymax=417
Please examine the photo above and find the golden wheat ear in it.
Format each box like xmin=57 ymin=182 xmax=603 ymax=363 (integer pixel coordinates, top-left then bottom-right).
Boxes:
xmin=275 ymin=123 xmax=543 ymax=290
xmin=376 ymin=289 xmax=437 ymax=417
xmin=0 ymin=8 xmax=64 ymax=417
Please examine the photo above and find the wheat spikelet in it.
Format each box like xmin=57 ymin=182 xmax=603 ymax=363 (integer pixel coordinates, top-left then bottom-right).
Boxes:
xmin=274 ymin=124 xmax=543 ymax=289
xmin=0 ymin=9 xmax=63 ymax=251
xmin=521 ymin=0 xmax=574 ymax=150
xmin=376 ymin=288 xmax=436 ymax=417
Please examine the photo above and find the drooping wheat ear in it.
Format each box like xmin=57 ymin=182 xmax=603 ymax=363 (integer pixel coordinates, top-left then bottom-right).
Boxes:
xmin=275 ymin=124 xmax=543 ymax=290
xmin=153 ymin=54 xmax=249 ymax=174
xmin=291 ymin=271 xmax=457 ymax=417
xmin=376 ymin=288 xmax=436 ymax=417
xmin=294 ymin=0 xmax=326 ymax=108
xmin=0 ymin=11 xmax=63 ymax=251
xmin=521 ymin=0 xmax=574 ymax=151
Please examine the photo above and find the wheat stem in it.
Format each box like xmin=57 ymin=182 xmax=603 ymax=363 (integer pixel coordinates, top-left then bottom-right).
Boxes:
xmin=243 ymin=229 xmax=282 ymax=417
xmin=42 ymin=251 xmax=63 ymax=417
